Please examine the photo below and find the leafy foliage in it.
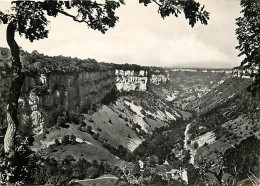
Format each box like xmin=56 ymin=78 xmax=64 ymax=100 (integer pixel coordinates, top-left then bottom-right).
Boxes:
xmin=20 ymin=49 xmax=113 ymax=74
xmin=235 ymin=0 xmax=260 ymax=95
xmin=0 ymin=135 xmax=32 ymax=185
xmin=114 ymin=63 xmax=149 ymax=72
xmin=0 ymin=1 xmax=121 ymax=41
xmin=133 ymin=119 xmax=188 ymax=164
xmin=139 ymin=0 xmax=209 ymax=27
xmin=0 ymin=47 xmax=116 ymax=75
xmin=223 ymin=136 xmax=260 ymax=182
xmin=29 ymin=156 xmax=123 ymax=185
xmin=0 ymin=0 xmax=209 ymax=41
xmin=0 ymin=133 xmax=124 ymax=185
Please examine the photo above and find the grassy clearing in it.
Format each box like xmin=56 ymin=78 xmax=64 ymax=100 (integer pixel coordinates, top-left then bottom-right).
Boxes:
xmin=70 ymin=175 xmax=127 ymax=186
xmin=47 ymin=143 xmax=124 ymax=165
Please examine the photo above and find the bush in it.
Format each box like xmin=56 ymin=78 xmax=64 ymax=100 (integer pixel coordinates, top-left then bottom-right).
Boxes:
xmin=54 ymin=138 xmax=60 ymax=146
xmin=132 ymin=164 xmax=141 ymax=177
xmin=81 ymin=120 xmax=87 ymax=127
xmin=70 ymin=135 xmax=77 ymax=144
xmin=0 ymin=135 xmax=32 ymax=185
xmin=68 ymin=111 xmax=81 ymax=125
xmin=61 ymin=135 xmax=70 ymax=145
xmin=87 ymin=167 xmax=100 ymax=179
xmin=93 ymin=132 xmax=100 ymax=140
xmin=57 ymin=116 xmax=66 ymax=127
xmin=97 ymin=127 xmax=102 ymax=132
xmin=87 ymin=126 xmax=93 ymax=134
xmin=194 ymin=142 xmax=199 ymax=149
xmin=88 ymin=118 xmax=94 ymax=123
xmin=28 ymin=136 xmax=35 ymax=146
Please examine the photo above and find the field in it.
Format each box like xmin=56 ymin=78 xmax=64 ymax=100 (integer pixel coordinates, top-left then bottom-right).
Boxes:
xmin=70 ymin=175 xmax=127 ymax=186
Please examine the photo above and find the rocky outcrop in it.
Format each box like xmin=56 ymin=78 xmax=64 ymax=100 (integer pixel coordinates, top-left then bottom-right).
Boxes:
xmin=149 ymin=74 xmax=168 ymax=85
xmin=232 ymin=65 xmax=259 ymax=79
xmin=115 ymin=69 xmax=148 ymax=91
xmin=0 ymin=70 xmax=116 ymax=135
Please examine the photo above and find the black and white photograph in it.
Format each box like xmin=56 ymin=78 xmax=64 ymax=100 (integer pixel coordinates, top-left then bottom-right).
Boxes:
xmin=0 ymin=0 xmax=259 ymax=185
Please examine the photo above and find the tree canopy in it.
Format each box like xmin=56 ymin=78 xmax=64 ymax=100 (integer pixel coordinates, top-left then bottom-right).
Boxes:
xmin=235 ymin=0 xmax=260 ymax=95
xmin=0 ymin=0 xmax=209 ymax=42
xmin=140 ymin=0 xmax=209 ymax=27
xmin=0 ymin=1 xmax=121 ymax=40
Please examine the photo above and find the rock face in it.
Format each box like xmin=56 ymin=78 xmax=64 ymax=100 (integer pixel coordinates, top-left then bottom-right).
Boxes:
xmin=115 ymin=69 xmax=148 ymax=91
xmin=149 ymin=74 xmax=168 ymax=85
xmin=0 ymin=68 xmax=169 ymax=135
xmin=232 ymin=65 xmax=259 ymax=79
xmin=0 ymin=70 xmax=116 ymax=135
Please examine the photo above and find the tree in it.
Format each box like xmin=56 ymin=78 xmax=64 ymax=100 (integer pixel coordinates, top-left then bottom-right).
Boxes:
xmin=54 ymin=138 xmax=60 ymax=146
xmin=87 ymin=125 xmax=93 ymax=134
xmin=86 ymin=166 xmax=99 ymax=179
xmin=235 ymin=0 xmax=260 ymax=96
xmin=61 ymin=135 xmax=70 ymax=145
xmin=0 ymin=0 xmax=209 ymax=159
xmin=132 ymin=164 xmax=141 ymax=177
xmin=70 ymin=134 xmax=77 ymax=144
xmin=193 ymin=141 xmax=199 ymax=149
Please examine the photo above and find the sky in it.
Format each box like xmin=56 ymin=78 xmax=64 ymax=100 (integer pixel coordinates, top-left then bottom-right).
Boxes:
xmin=0 ymin=0 xmax=243 ymax=68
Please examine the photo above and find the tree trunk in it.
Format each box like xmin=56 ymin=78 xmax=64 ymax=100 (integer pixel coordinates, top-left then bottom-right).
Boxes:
xmin=4 ymin=22 xmax=25 ymax=159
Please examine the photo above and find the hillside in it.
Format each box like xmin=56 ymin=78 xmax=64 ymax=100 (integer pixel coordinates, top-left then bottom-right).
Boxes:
xmin=32 ymin=90 xmax=183 ymax=163
xmin=150 ymin=70 xmax=230 ymax=111
xmin=130 ymin=77 xmax=259 ymax=185
xmin=184 ymin=77 xmax=260 ymax=185
xmin=187 ymin=77 xmax=253 ymax=113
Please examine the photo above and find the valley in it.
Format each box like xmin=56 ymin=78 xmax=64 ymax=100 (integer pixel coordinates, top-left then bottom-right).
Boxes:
xmin=0 ymin=48 xmax=259 ymax=186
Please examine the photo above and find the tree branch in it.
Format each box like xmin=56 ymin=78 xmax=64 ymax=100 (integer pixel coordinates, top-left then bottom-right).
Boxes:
xmin=57 ymin=9 xmax=88 ymax=24
xmin=152 ymin=0 xmax=162 ymax=7
xmin=0 ymin=11 xmax=8 ymax=24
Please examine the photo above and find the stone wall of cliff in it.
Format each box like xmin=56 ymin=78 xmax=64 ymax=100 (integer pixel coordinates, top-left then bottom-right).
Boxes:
xmin=115 ymin=69 xmax=148 ymax=91
xmin=0 ymin=70 xmax=116 ymax=135
xmin=0 ymin=67 xmax=169 ymax=135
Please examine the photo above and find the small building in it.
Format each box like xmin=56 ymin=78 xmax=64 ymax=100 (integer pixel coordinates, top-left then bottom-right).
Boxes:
xmin=138 ymin=160 xmax=145 ymax=170
xmin=166 ymin=169 xmax=180 ymax=180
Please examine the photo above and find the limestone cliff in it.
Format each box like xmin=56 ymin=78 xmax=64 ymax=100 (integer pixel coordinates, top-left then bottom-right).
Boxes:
xmin=115 ymin=69 xmax=148 ymax=91
xmin=149 ymin=74 xmax=168 ymax=85
xmin=0 ymin=66 xmax=169 ymax=135
xmin=0 ymin=70 xmax=116 ymax=135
